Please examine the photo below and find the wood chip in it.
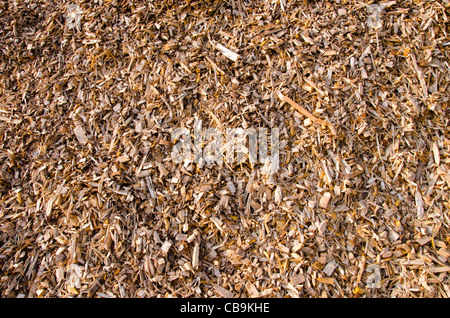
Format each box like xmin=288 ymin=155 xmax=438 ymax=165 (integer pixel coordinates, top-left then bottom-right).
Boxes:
xmin=416 ymin=237 xmax=432 ymax=246
xmin=73 ymin=124 xmax=88 ymax=146
xmin=432 ymin=142 xmax=440 ymax=165
xmin=192 ymin=243 xmax=200 ymax=270
xmin=323 ymin=260 xmax=338 ymax=276
xmin=317 ymin=277 xmax=335 ymax=285
xmin=212 ymin=42 xmax=240 ymax=62
xmin=161 ymin=240 xmax=172 ymax=255
xmin=291 ymin=273 xmax=306 ymax=285
xmin=213 ymin=285 xmax=234 ymax=298
xmin=319 ymin=192 xmax=332 ymax=209
xmin=1 ymin=0 xmax=448 ymax=299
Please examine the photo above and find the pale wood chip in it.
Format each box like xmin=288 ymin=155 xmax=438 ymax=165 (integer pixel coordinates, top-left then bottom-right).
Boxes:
xmin=213 ymin=284 xmax=234 ymax=298
xmin=319 ymin=192 xmax=332 ymax=209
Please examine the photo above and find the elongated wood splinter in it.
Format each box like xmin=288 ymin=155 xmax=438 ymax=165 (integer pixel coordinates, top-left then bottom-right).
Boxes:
xmin=277 ymin=91 xmax=337 ymax=136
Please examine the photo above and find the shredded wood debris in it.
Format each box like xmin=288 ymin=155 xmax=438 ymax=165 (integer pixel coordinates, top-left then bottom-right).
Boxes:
xmin=0 ymin=0 xmax=449 ymax=298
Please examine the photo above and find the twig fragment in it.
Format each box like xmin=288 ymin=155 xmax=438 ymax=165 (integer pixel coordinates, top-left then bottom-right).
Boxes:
xmin=277 ymin=91 xmax=336 ymax=136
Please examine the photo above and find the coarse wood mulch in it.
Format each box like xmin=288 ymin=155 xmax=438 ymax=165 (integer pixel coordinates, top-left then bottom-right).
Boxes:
xmin=0 ymin=0 xmax=449 ymax=298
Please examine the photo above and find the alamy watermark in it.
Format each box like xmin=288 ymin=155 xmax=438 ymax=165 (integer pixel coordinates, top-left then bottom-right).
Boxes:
xmin=171 ymin=120 xmax=280 ymax=175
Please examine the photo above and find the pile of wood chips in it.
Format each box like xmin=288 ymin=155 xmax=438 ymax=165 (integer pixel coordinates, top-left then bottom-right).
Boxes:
xmin=1 ymin=0 xmax=449 ymax=298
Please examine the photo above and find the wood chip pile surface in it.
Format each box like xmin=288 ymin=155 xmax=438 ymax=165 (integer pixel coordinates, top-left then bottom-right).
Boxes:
xmin=0 ymin=0 xmax=449 ymax=298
